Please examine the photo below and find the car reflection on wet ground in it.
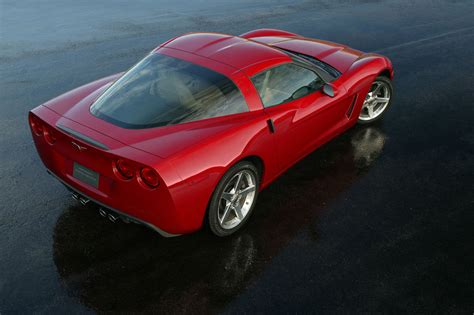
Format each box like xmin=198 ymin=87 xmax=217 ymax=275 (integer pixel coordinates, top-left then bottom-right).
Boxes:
xmin=52 ymin=126 xmax=386 ymax=313
xmin=1 ymin=0 xmax=473 ymax=313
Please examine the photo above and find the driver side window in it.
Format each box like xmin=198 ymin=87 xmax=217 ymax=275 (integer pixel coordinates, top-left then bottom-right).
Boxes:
xmin=251 ymin=63 xmax=324 ymax=108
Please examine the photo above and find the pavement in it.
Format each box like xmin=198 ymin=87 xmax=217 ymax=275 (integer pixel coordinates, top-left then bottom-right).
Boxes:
xmin=0 ymin=0 xmax=473 ymax=313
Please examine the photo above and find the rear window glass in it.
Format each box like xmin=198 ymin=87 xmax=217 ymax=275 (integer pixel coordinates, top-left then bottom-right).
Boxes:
xmin=90 ymin=53 xmax=248 ymax=129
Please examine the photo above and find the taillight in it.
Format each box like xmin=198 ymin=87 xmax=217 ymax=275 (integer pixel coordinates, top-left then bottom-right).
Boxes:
xmin=43 ymin=126 xmax=57 ymax=144
xmin=115 ymin=159 xmax=134 ymax=179
xmin=29 ymin=115 xmax=43 ymax=136
xmin=139 ymin=167 xmax=160 ymax=188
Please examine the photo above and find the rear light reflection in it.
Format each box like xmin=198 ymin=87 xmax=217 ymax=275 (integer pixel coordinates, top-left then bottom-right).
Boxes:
xmin=29 ymin=115 xmax=43 ymax=136
xmin=140 ymin=167 xmax=160 ymax=188
xmin=29 ymin=115 xmax=56 ymax=145
xmin=43 ymin=126 xmax=57 ymax=144
xmin=115 ymin=159 xmax=134 ymax=179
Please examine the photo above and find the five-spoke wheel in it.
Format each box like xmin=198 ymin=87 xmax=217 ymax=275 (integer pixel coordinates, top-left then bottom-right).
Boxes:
xmin=209 ymin=161 xmax=259 ymax=236
xmin=218 ymin=170 xmax=256 ymax=229
xmin=358 ymin=76 xmax=393 ymax=124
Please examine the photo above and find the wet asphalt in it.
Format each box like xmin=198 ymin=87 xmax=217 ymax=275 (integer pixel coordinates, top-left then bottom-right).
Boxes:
xmin=1 ymin=0 xmax=473 ymax=313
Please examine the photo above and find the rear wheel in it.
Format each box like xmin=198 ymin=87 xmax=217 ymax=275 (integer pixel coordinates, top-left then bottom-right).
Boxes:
xmin=208 ymin=161 xmax=259 ymax=237
xmin=358 ymin=76 xmax=393 ymax=124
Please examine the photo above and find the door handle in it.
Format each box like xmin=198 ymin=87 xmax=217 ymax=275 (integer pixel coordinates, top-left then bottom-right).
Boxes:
xmin=267 ymin=119 xmax=276 ymax=133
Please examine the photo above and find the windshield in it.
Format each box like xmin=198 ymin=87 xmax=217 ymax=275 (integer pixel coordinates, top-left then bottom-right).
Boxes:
xmin=90 ymin=53 xmax=248 ymax=129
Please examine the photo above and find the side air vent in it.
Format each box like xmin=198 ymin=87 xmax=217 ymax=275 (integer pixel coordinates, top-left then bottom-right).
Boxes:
xmin=346 ymin=94 xmax=358 ymax=118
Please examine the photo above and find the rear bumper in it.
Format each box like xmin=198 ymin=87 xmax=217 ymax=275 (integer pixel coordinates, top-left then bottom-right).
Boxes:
xmin=47 ymin=169 xmax=180 ymax=237
xmin=30 ymin=104 xmax=208 ymax=236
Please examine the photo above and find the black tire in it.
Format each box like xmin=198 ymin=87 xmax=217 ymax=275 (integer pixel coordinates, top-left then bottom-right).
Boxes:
xmin=208 ymin=161 xmax=260 ymax=237
xmin=358 ymin=75 xmax=393 ymax=125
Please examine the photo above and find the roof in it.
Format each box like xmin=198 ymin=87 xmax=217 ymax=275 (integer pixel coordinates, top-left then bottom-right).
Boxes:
xmin=162 ymin=33 xmax=292 ymax=76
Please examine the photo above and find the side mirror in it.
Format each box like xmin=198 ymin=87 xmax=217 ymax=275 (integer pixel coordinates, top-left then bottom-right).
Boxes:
xmin=322 ymin=84 xmax=336 ymax=98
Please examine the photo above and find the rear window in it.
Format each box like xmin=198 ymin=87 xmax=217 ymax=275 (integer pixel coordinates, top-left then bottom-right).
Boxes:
xmin=90 ymin=53 xmax=248 ymax=129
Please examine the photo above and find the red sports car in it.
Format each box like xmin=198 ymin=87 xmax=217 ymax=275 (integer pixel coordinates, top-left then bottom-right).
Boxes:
xmin=29 ymin=29 xmax=394 ymax=237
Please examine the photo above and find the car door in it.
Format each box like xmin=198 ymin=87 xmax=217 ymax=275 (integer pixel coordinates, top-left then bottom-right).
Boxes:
xmin=251 ymin=62 xmax=351 ymax=171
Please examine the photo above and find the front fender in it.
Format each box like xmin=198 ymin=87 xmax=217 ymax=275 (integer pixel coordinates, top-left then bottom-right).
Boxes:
xmin=342 ymin=54 xmax=392 ymax=93
xmin=339 ymin=54 xmax=394 ymax=122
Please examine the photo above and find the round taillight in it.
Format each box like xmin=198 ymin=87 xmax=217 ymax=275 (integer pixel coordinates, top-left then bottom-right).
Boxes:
xmin=44 ymin=126 xmax=57 ymax=144
xmin=29 ymin=115 xmax=43 ymax=136
xmin=115 ymin=159 xmax=134 ymax=179
xmin=140 ymin=167 xmax=160 ymax=188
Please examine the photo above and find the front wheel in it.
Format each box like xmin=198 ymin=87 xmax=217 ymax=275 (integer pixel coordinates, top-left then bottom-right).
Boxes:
xmin=208 ymin=161 xmax=259 ymax=237
xmin=358 ymin=76 xmax=393 ymax=124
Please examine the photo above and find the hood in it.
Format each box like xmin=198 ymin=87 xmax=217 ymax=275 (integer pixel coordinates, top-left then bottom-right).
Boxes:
xmin=252 ymin=36 xmax=364 ymax=73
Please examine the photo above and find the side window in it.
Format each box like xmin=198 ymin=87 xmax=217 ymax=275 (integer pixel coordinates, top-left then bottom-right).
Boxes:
xmin=251 ymin=63 xmax=324 ymax=108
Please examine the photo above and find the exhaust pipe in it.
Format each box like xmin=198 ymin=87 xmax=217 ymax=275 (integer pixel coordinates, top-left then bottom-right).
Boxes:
xmin=98 ymin=208 xmax=108 ymax=218
xmin=99 ymin=208 xmax=120 ymax=224
xmin=108 ymin=212 xmax=119 ymax=223
xmin=79 ymin=197 xmax=90 ymax=205
xmin=71 ymin=192 xmax=90 ymax=205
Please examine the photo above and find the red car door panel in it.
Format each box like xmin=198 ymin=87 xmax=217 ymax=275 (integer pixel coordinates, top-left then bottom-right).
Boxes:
xmin=264 ymin=85 xmax=352 ymax=171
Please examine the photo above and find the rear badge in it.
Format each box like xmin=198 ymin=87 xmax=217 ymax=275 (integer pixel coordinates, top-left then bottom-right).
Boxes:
xmin=71 ymin=141 xmax=87 ymax=152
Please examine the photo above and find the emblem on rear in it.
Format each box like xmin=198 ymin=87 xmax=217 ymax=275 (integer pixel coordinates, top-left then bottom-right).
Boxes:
xmin=71 ymin=141 xmax=87 ymax=151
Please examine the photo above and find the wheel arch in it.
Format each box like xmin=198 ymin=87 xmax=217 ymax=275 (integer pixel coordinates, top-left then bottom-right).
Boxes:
xmin=210 ymin=154 xmax=265 ymax=200
xmin=239 ymin=155 xmax=265 ymax=183
xmin=378 ymin=69 xmax=392 ymax=79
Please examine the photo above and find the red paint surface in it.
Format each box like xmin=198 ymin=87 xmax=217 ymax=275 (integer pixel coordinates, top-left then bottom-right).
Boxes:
xmin=30 ymin=29 xmax=393 ymax=235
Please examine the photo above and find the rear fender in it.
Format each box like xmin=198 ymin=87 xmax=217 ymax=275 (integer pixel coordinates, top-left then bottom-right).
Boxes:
xmin=167 ymin=113 xmax=276 ymax=231
xmin=42 ymin=73 xmax=123 ymax=115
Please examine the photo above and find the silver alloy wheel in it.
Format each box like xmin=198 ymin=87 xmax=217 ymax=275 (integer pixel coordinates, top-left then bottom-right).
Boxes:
xmin=218 ymin=170 xmax=256 ymax=229
xmin=359 ymin=80 xmax=391 ymax=121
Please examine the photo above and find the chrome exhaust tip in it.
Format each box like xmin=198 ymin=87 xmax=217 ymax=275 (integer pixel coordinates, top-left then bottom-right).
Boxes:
xmin=98 ymin=208 xmax=108 ymax=218
xmin=72 ymin=192 xmax=90 ymax=205
xmin=79 ymin=197 xmax=90 ymax=205
xmin=108 ymin=213 xmax=119 ymax=223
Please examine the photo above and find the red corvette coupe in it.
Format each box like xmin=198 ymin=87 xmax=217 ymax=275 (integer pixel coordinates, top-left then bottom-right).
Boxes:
xmin=29 ymin=29 xmax=394 ymax=237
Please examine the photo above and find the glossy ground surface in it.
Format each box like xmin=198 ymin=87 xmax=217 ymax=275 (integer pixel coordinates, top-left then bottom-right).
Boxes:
xmin=1 ymin=0 xmax=473 ymax=313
